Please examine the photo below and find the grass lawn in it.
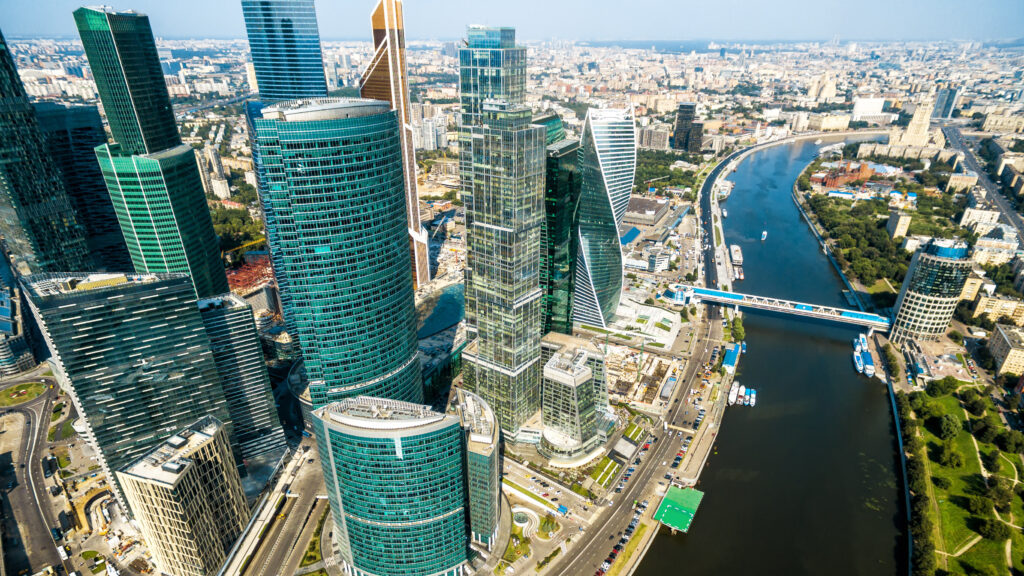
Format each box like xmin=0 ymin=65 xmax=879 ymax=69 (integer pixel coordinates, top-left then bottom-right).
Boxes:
xmin=0 ymin=382 xmax=44 ymax=407
xmin=47 ymin=425 xmax=57 ymax=442
xmin=655 ymin=321 xmax=671 ymax=331
xmin=90 ymin=562 xmax=106 ymax=574
xmin=61 ymin=420 xmax=76 ymax=439
xmin=589 ymin=457 xmax=621 ymax=488
xmin=82 ymin=550 xmax=98 ymax=560
xmin=951 ymin=535 xmax=1006 ymax=575
xmin=501 ymin=525 xmax=530 ymax=565
xmin=606 ymin=522 xmax=648 ymax=576
xmin=51 ymin=403 xmax=64 ymax=421
xmin=623 ymin=422 xmax=645 ymax=443
xmin=580 ymin=324 xmax=610 ymax=335
xmin=865 ymin=279 xmax=895 ymax=294
xmin=300 ymin=507 xmax=329 ymax=567
xmin=714 ymin=227 xmax=721 ymax=246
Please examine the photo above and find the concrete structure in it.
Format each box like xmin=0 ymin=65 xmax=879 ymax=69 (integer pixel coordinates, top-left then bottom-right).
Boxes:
xmin=450 ymin=389 xmax=502 ymax=550
xmin=887 ymin=210 xmax=912 ymax=240
xmin=252 ymin=99 xmax=423 ymax=409
xmin=961 ymin=270 xmax=995 ymax=301
xmin=891 ymin=240 xmax=972 ymax=343
xmin=684 ymin=285 xmax=891 ymax=329
xmin=807 ymin=113 xmax=850 ymax=132
xmin=624 ymin=197 xmax=670 ymax=228
xmin=312 ymin=397 xmax=470 ymax=576
xmin=360 ymin=0 xmax=431 ymax=288
xmin=890 ymin=100 xmax=941 ymax=147
xmin=240 ymin=0 xmax=328 ymax=102
xmin=989 ymin=324 xmax=1024 ymax=376
xmin=983 ymin=114 xmax=1024 ymax=134
xmin=973 ymin=224 xmax=1020 ymax=266
xmin=639 ymin=125 xmax=671 ymax=150
xmin=974 ymin=293 xmax=1024 ymax=326
xmin=117 ymin=416 xmax=248 ymax=576
xmin=959 ymin=205 xmax=1002 ymax=236
xmin=945 ymin=171 xmax=979 ymax=192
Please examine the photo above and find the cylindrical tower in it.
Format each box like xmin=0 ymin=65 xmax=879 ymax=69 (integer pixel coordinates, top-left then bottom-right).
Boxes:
xmin=891 ymin=239 xmax=972 ymax=343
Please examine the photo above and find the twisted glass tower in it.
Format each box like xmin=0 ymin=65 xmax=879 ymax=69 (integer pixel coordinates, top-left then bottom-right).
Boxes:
xmin=252 ymin=99 xmax=422 ymax=408
xmin=241 ymin=0 xmax=328 ymax=101
xmin=573 ymin=108 xmax=636 ymax=328
xmin=312 ymin=397 xmax=469 ymax=576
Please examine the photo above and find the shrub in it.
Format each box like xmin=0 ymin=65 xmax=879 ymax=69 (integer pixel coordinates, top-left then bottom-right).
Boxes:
xmin=976 ymin=517 xmax=1011 ymax=541
xmin=932 ymin=476 xmax=951 ymax=490
xmin=926 ymin=376 xmax=958 ymax=397
xmin=937 ymin=441 xmax=963 ymax=468
xmin=966 ymin=495 xmax=993 ymax=516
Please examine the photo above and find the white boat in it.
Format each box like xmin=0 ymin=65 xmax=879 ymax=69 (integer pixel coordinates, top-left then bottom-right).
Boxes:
xmin=814 ymin=138 xmax=823 ymax=145
xmin=737 ymin=384 xmax=746 ymax=405
xmin=749 ymin=390 xmax=757 ymax=407
xmin=722 ymin=208 xmax=728 ymax=218
xmin=761 ymin=230 xmax=767 ymax=241
xmin=853 ymin=338 xmax=862 ymax=353
xmin=728 ymin=382 xmax=739 ymax=405
xmin=743 ymin=388 xmax=752 ymax=406
xmin=858 ymin=333 xmax=869 ymax=351
xmin=853 ymin=351 xmax=864 ymax=373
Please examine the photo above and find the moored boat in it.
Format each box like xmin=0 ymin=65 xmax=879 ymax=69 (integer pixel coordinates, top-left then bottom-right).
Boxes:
xmin=728 ymin=382 xmax=739 ymax=405
xmin=853 ymin=350 xmax=864 ymax=373
xmin=750 ymin=389 xmax=757 ymax=407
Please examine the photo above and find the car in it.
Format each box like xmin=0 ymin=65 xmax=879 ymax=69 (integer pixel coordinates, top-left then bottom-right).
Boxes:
xmin=664 ymin=473 xmax=672 ymax=480
xmin=307 ymin=458 xmax=314 ymax=463
xmin=552 ymin=498 xmax=559 ymax=502
xmin=613 ymin=544 xmax=623 ymax=551
xmin=601 ymin=562 xmax=611 ymax=571
xmin=542 ymin=493 xmax=549 ymax=497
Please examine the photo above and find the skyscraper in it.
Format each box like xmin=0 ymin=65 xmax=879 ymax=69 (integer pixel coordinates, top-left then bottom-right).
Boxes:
xmin=33 ymin=102 xmax=133 ymax=273
xmin=457 ymin=27 xmax=526 ymax=124
xmin=0 ymin=28 xmax=90 ymax=276
xmin=252 ymin=99 xmax=422 ymax=408
xmin=117 ymin=416 xmax=248 ymax=576
xmin=541 ymin=138 xmax=581 ymax=335
xmin=241 ymin=0 xmax=328 ymax=102
xmin=533 ymin=111 xmax=566 ymax=146
xmin=672 ymin=102 xmax=702 ymax=153
xmin=312 ymin=397 xmax=470 ymax=576
xmin=891 ymin=239 xmax=972 ymax=344
xmin=573 ymin=108 xmax=636 ymax=328
xmin=75 ymin=7 xmax=228 ymax=298
xmin=22 ymin=273 xmax=234 ymax=506
xmin=198 ymin=293 xmax=287 ymax=462
xmin=539 ymin=332 xmax=607 ymax=463
xmin=360 ymin=0 xmax=431 ymax=288
xmin=449 ymin=388 xmax=502 ymax=550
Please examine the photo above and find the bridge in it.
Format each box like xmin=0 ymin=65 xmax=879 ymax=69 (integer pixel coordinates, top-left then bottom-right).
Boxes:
xmin=673 ymin=285 xmax=891 ymax=331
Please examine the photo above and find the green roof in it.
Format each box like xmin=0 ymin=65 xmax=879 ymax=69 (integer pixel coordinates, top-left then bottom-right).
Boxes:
xmin=653 ymin=486 xmax=704 ymax=532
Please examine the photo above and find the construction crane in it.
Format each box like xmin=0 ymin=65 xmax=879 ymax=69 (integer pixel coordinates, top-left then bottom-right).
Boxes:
xmin=222 ymin=236 xmax=267 ymax=257
xmin=430 ymin=216 xmax=448 ymax=241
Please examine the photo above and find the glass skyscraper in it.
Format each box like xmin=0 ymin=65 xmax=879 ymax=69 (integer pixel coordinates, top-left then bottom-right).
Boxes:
xmin=573 ymin=108 xmax=637 ymax=328
xmin=22 ymin=273 xmax=234 ymax=507
xmin=533 ymin=111 xmax=566 ymax=146
xmin=542 ymin=138 xmax=581 ymax=336
xmin=449 ymin=389 xmax=502 ymax=550
xmin=360 ymin=0 xmax=431 ymax=288
xmin=312 ymin=397 xmax=470 ymax=576
xmin=34 ymin=102 xmax=134 ymax=273
xmin=75 ymin=7 xmax=228 ymax=299
xmin=252 ymin=99 xmax=422 ymax=408
xmin=457 ymin=27 xmax=525 ymax=123
xmin=241 ymin=0 xmax=328 ymax=102
xmin=0 ymin=28 xmax=90 ymax=276
xmin=891 ymin=239 xmax=972 ymax=344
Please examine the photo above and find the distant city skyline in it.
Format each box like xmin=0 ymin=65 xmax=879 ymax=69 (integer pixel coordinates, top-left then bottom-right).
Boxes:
xmin=2 ymin=0 xmax=1022 ymax=42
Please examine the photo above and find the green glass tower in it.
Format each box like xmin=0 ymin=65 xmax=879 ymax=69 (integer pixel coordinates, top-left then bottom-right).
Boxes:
xmin=449 ymin=389 xmax=502 ymax=550
xmin=312 ymin=397 xmax=470 ymax=576
xmin=533 ymin=111 xmax=566 ymax=146
xmin=542 ymin=138 xmax=581 ymax=336
xmin=0 ymin=28 xmax=90 ymax=276
xmin=75 ymin=7 xmax=228 ymax=298
xmin=252 ymin=99 xmax=422 ymax=408
xmin=22 ymin=273 xmax=234 ymax=508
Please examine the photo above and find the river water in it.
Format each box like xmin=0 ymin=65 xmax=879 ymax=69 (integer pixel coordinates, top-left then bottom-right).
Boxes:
xmin=635 ymin=137 xmax=904 ymax=575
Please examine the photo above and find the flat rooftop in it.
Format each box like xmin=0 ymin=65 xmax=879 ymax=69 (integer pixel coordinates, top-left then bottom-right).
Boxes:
xmin=260 ymin=98 xmax=391 ymax=122
xmin=120 ymin=416 xmax=222 ymax=486
xmin=451 ymin=389 xmax=498 ymax=451
xmin=998 ymin=324 xmax=1024 ymax=350
xmin=654 ymin=486 xmax=704 ymax=533
xmin=21 ymin=272 xmax=185 ymax=298
xmin=320 ymin=397 xmax=448 ymax=431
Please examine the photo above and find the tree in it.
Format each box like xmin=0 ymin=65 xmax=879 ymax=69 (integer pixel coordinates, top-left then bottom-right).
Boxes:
xmin=938 ymin=414 xmax=960 ymax=441
xmin=679 ymin=309 xmax=689 ymax=321
xmin=937 ymin=440 xmax=963 ymax=468
xmin=926 ymin=376 xmax=958 ymax=397
xmin=987 ymin=479 xmax=1013 ymax=512
xmin=976 ymin=517 xmax=1011 ymax=541
xmin=932 ymin=476 xmax=951 ymax=490
xmin=997 ymin=430 xmax=1024 ymax=453
xmin=973 ymin=419 xmax=999 ymax=444
xmin=966 ymin=495 xmax=993 ymax=515
xmin=966 ymin=397 xmax=988 ymax=417
xmin=731 ymin=317 xmax=745 ymax=341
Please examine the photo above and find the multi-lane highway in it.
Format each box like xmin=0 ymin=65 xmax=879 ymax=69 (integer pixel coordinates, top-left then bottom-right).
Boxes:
xmin=943 ymin=126 xmax=1024 ymax=238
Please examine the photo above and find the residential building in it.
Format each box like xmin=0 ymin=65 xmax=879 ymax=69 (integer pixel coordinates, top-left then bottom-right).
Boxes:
xmin=449 ymin=389 xmax=502 ymax=550
xmin=638 ymin=125 xmax=671 ymax=150
xmin=972 ymin=224 xmax=1020 ymax=266
xmin=22 ymin=273 xmax=234 ymax=506
xmin=974 ymin=293 xmax=1024 ymax=326
xmin=889 ymin=100 xmax=941 ymax=147
xmin=75 ymin=7 xmax=228 ymax=298
xmin=983 ymin=114 xmax=1024 ymax=134
xmin=807 ymin=113 xmax=851 ymax=132
xmin=360 ymin=0 xmax=430 ymax=288
xmin=541 ymin=138 xmax=581 ymax=336
xmin=573 ymin=108 xmax=637 ymax=329
xmin=0 ymin=28 xmax=90 ymax=276
xmin=887 ymin=210 xmax=912 ymax=240
xmin=891 ymin=240 xmax=972 ymax=343
xmin=672 ymin=103 xmax=702 ymax=153
xmin=117 ymin=416 xmax=248 ymax=576
xmin=198 ymin=294 xmax=286 ymax=462
xmin=989 ymin=324 xmax=1024 ymax=376
xmin=933 ymin=87 xmax=962 ymax=119
xmin=312 ymin=397 xmax=470 ymax=576
xmin=539 ymin=332 xmax=607 ymax=465
xmin=33 ymin=102 xmax=133 ymax=273
xmin=240 ymin=0 xmax=328 ymax=102
xmin=960 ymin=270 xmax=995 ymax=301
xmin=946 ymin=171 xmax=979 ymax=192
xmin=959 ymin=204 xmax=1002 ymax=236
xmin=252 ymin=99 xmax=422 ymax=408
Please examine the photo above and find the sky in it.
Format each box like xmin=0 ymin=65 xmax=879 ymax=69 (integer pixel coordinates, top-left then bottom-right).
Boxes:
xmin=2 ymin=0 xmax=1022 ymax=42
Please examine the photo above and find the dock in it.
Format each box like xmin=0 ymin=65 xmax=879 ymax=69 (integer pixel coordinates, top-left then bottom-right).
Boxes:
xmin=653 ymin=486 xmax=705 ymax=533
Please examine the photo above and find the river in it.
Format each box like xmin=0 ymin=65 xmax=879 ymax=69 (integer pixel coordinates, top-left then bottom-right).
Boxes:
xmin=635 ymin=137 xmax=905 ymax=575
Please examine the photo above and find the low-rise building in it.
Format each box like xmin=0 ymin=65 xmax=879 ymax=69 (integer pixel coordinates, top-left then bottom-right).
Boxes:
xmin=945 ymin=171 xmax=979 ymax=192
xmin=989 ymin=324 xmax=1024 ymax=376
xmin=807 ymin=113 xmax=850 ymax=132
xmin=960 ymin=270 xmax=996 ymax=301
xmin=983 ymin=114 xmax=1024 ymax=134
xmin=973 ymin=224 xmax=1020 ymax=266
xmin=624 ymin=197 xmax=670 ymax=228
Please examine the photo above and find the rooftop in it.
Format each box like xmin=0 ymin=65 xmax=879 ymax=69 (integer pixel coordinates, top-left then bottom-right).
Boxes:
xmin=451 ymin=389 xmax=498 ymax=451
xmin=997 ymin=324 xmax=1024 ymax=350
xmin=654 ymin=486 xmax=704 ymax=533
xmin=197 ymin=292 xmax=248 ymax=313
xmin=119 ymin=416 xmax=222 ymax=486
xmin=261 ymin=98 xmax=391 ymax=122
xmin=21 ymin=272 xmax=185 ymax=298
xmin=319 ymin=396 xmax=449 ymax=432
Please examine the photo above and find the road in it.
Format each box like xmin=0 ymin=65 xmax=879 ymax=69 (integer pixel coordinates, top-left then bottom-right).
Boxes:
xmin=942 ymin=126 xmax=1024 ymax=238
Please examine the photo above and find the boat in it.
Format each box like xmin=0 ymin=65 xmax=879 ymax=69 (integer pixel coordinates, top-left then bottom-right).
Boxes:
xmin=814 ymin=138 xmax=823 ymax=145
xmin=852 ymin=338 xmax=862 ymax=353
xmin=728 ymin=382 xmax=739 ymax=405
xmin=863 ymin=351 xmax=876 ymax=378
xmin=749 ymin=389 xmax=757 ymax=407
xmin=761 ymin=229 xmax=767 ymax=241
xmin=722 ymin=208 xmax=728 ymax=218
xmin=853 ymin=350 xmax=864 ymax=373
xmin=743 ymin=388 xmax=752 ymax=406
xmin=737 ymin=384 xmax=746 ymax=405
xmin=741 ymin=341 xmax=748 ymax=354
xmin=858 ymin=333 xmax=869 ymax=351
xmin=736 ymin=267 xmax=745 ymax=280
xmin=730 ymin=245 xmax=744 ymax=266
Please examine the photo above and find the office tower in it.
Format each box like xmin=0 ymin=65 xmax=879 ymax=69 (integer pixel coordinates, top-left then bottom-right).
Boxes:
xmin=891 ymin=239 xmax=972 ymax=344
xmin=75 ymin=7 xmax=228 ymax=299
xmin=241 ymin=0 xmax=328 ymax=102
xmin=542 ymin=139 xmax=581 ymax=336
xmin=198 ymin=294 xmax=286 ymax=462
xmin=33 ymin=102 xmax=133 ymax=273
xmin=117 ymin=416 xmax=248 ymax=576
xmin=672 ymin=103 xmax=702 ymax=153
xmin=450 ymin=389 xmax=502 ymax=550
xmin=0 ymin=28 xmax=90 ymax=276
xmin=573 ymin=108 xmax=636 ymax=328
xmin=360 ymin=0 xmax=430 ymax=288
xmin=312 ymin=397 xmax=470 ymax=576
xmin=933 ymin=87 xmax=963 ymax=119
xmin=0 ymin=285 xmax=33 ymax=376
xmin=22 ymin=273 xmax=235 ymax=506
xmin=533 ymin=111 xmax=566 ymax=145
xmin=461 ymin=101 xmax=546 ymax=438
xmin=538 ymin=332 xmax=607 ymax=463
xmin=457 ymin=27 xmax=526 ymax=123
xmin=252 ymin=99 xmax=422 ymax=408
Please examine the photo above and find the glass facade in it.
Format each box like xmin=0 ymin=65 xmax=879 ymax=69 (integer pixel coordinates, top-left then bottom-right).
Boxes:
xmin=533 ymin=111 xmax=566 ymax=146
xmin=449 ymin=389 xmax=501 ymax=549
xmin=74 ymin=7 xmax=181 ymax=156
xmin=0 ymin=29 xmax=90 ymax=276
xmin=891 ymin=239 xmax=972 ymax=343
xmin=458 ymin=27 xmax=526 ymax=130
xmin=198 ymin=293 xmax=287 ymax=463
xmin=360 ymin=0 xmax=430 ymax=288
xmin=313 ymin=398 xmax=469 ymax=576
xmin=461 ymin=101 xmax=546 ymax=437
xmin=573 ymin=108 xmax=636 ymax=328
xmin=253 ymin=99 xmax=422 ymax=408
xmin=538 ymin=333 xmax=607 ymax=462
xmin=672 ymin=102 xmax=702 ymax=153
xmin=22 ymin=273 xmax=234 ymax=508
xmin=241 ymin=0 xmax=328 ymax=102
xmin=95 ymin=143 xmax=229 ymax=299
xmin=541 ymin=138 xmax=581 ymax=336
xmin=34 ymin=102 xmax=134 ymax=273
